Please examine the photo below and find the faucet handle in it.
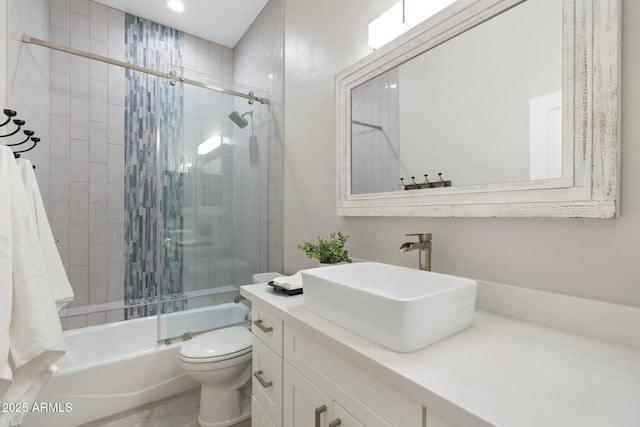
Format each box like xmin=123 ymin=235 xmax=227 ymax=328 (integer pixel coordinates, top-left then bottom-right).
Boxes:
xmin=404 ymin=233 xmax=432 ymax=241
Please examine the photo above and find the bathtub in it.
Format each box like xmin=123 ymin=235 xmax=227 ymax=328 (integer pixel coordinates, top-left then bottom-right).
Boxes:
xmin=22 ymin=302 xmax=250 ymax=427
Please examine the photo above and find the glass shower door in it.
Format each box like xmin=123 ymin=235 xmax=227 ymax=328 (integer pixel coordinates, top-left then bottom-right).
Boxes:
xmin=156 ymin=71 xmax=269 ymax=341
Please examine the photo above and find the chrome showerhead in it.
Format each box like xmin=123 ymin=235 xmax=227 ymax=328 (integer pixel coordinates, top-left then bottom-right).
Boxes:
xmin=228 ymin=110 xmax=250 ymax=129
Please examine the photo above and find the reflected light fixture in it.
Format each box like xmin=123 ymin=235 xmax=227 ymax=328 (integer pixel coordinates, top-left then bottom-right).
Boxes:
xmin=403 ymin=0 xmax=456 ymax=27
xmin=167 ymin=0 xmax=185 ymax=12
xmin=368 ymin=0 xmax=457 ymax=49
xmin=198 ymin=135 xmax=222 ymax=155
xmin=368 ymin=2 xmax=410 ymax=50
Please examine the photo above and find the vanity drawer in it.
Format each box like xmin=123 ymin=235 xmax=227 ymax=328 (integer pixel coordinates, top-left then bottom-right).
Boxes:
xmin=284 ymin=325 xmax=422 ymax=427
xmin=252 ymin=334 xmax=282 ymax=426
xmin=252 ymin=303 xmax=284 ymax=356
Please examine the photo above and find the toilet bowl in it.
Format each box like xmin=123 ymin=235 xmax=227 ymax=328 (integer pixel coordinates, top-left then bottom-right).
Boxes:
xmin=179 ymin=326 xmax=253 ymax=427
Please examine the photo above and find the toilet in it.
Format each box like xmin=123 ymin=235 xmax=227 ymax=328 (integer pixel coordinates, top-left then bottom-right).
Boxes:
xmin=179 ymin=326 xmax=253 ymax=427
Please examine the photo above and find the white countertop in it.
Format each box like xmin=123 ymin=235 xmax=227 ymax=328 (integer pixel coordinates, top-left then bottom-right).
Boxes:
xmin=241 ymin=283 xmax=640 ymax=427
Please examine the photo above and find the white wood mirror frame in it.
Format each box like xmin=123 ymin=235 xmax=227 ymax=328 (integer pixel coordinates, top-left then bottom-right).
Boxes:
xmin=336 ymin=0 xmax=620 ymax=218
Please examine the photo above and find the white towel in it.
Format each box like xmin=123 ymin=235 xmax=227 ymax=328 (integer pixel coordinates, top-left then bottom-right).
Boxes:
xmin=0 ymin=147 xmax=65 ymax=416
xmin=273 ymin=270 xmax=303 ymax=290
xmin=17 ymin=159 xmax=74 ymax=310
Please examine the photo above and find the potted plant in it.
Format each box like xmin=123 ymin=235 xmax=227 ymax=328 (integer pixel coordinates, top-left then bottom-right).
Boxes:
xmin=297 ymin=231 xmax=352 ymax=265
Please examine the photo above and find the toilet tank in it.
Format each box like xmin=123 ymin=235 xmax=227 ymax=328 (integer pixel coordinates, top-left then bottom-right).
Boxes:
xmin=252 ymin=272 xmax=282 ymax=284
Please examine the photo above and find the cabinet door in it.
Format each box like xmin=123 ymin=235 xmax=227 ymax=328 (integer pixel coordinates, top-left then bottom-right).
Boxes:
xmin=252 ymin=397 xmax=277 ymax=427
xmin=283 ymin=362 xmax=332 ymax=427
xmin=284 ymin=362 xmax=366 ymax=427
xmin=332 ymin=401 xmax=365 ymax=427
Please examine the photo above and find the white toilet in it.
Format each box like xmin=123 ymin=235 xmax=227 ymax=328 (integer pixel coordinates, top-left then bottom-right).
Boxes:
xmin=179 ymin=326 xmax=253 ymax=427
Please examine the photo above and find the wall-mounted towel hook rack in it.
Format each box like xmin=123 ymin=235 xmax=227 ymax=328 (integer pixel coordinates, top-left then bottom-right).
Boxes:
xmin=1 ymin=109 xmax=17 ymax=127
xmin=0 ymin=119 xmax=25 ymax=138
xmin=7 ymin=130 xmax=35 ymax=147
xmin=13 ymin=137 xmax=39 ymax=159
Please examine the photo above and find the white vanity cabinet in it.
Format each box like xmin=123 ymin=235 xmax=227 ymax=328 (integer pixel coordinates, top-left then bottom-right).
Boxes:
xmin=251 ymin=303 xmax=284 ymax=427
xmin=283 ymin=325 xmax=422 ymax=427
xmin=250 ymin=302 xmax=424 ymax=427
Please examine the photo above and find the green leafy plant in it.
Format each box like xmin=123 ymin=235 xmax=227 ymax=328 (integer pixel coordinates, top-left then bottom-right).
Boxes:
xmin=297 ymin=231 xmax=352 ymax=264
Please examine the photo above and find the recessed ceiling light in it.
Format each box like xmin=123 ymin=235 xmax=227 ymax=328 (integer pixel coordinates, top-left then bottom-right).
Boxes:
xmin=167 ymin=0 xmax=185 ymax=12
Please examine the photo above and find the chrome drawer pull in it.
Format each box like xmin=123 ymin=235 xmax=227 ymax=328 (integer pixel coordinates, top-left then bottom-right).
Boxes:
xmin=253 ymin=370 xmax=273 ymax=388
xmin=314 ymin=405 xmax=327 ymax=427
xmin=253 ymin=319 xmax=274 ymax=333
xmin=329 ymin=419 xmax=342 ymax=427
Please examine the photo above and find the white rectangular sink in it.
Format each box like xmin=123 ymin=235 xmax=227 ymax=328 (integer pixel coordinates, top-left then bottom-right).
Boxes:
xmin=302 ymin=262 xmax=477 ymax=352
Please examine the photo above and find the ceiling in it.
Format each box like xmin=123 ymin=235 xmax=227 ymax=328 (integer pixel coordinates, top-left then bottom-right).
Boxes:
xmin=93 ymin=0 xmax=269 ymax=48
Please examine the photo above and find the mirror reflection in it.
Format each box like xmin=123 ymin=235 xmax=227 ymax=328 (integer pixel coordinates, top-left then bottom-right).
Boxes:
xmin=350 ymin=0 xmax=562 ymax=195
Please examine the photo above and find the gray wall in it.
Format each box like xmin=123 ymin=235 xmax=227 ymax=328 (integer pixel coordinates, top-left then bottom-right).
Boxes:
xmin=283 ymin=0 xmax=640 ymax=308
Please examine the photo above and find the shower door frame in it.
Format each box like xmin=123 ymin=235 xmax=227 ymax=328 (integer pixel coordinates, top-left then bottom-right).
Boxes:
xmin=19 ymin=32 xmax=271 ymax=339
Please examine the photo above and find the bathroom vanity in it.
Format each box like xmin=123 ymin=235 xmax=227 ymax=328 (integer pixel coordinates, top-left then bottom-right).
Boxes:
xmin=241 ymin=283 xmax=640 ymax=427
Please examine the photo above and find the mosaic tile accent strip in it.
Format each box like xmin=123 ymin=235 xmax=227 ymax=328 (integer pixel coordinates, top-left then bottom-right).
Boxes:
xmin=124 ymin=14 xmax=185 ymax=319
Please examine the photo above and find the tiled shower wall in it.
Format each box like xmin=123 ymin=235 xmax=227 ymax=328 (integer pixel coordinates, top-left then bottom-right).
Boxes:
xmin=9 ymin=0 xmax=280 ymax=329
xmin=46 ymin=0 xmax=237 ymax=328
xmin=234 ymin=0 xmax=284 ymax=274
xmin=48 ymin=0 xmax=126 ymax=328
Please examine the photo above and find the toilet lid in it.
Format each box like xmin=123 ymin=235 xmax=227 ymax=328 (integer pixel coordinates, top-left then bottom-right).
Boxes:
xmin=180 ymin=326 xmax=252 ymax=361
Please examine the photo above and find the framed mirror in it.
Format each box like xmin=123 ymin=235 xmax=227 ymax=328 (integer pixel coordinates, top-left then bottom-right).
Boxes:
xmin=336 ymin=0 xmax=620 ymax=218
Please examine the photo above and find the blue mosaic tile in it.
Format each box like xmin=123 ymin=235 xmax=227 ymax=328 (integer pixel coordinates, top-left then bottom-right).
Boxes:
xmin=124 ymin=14 xmax=185 ymax=319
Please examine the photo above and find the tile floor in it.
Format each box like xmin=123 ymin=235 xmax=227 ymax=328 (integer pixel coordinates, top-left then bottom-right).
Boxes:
xmin=80 ymin=388 xmax=251 ymax=427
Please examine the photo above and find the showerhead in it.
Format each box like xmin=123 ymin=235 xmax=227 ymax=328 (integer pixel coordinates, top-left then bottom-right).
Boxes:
xmin=228 ymin=110 xmax=250 ymax=129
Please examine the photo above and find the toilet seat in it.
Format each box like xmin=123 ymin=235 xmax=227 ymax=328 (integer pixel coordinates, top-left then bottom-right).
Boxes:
xmin=180 ymin=326 xmax=252 ymax=363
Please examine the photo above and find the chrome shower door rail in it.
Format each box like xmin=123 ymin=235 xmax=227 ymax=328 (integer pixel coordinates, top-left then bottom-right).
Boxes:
xmin=19 ymin=33 xmax=270 ymax=105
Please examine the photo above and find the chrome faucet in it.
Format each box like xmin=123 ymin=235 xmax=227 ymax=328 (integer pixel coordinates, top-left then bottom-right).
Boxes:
xmin=399 ymin=233 xmax=432 ymax=271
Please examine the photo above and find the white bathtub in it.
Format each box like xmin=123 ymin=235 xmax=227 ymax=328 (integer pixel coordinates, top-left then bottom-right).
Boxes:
xmin=22 ymin=302 xmax=250 ymax=427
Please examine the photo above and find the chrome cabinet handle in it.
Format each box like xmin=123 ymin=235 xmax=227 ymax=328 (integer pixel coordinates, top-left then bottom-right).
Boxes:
xmin=253 ymin=370 xmax=273 ymax=388
xmin=329 ymin=419 xmax=342 ymax=427
xmin=314 ymin=405 xmax=327 ymax=427
xmin=253 ymin=319 xmax=273 ymax=333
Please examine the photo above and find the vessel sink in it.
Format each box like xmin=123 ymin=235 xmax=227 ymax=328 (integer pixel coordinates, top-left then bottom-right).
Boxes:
xmin=301 ymin=262 xmax=477 ymax=352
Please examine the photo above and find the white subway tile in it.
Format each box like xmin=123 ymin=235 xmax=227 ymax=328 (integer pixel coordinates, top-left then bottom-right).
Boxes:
xmin=69 ymin=182 xmax=89 ymax=224
xmin=70 ymin=225 xmax=89 ymax=266
xmin=89 ymin=162 xmax=107 ymax=203
xmin=69 ymin=139 xmax=89 ymax=182
xmin=89 ymin=203 xmax=107 ymax=244
xmin=50 ymin=0 xmax=70 ymax=31
xmin=50 ymin=71 xmax=70 ymax=116
xmin=49 ymin=158 xmax=70 ymax=202
xmin=70 ymin=12 xmax=89 ymax=50
xmin=70 ymin=97 xmax=89 ymax=139
xmin=107 ymin=143 xmax=123 ymax=184
xmin=89 ymin=120 xmax=107 ymax=162
xmin=107 ymin=103 xmax=124 ymax=144
xmin=70 ymin=0 xmax=89 ymax=16
xmin=89 ymin=245 xmax=108 ymax=287
xmin=107 ymin=224 xmax=124 ymax=263
xmin=107 ymin=65 xmax=124 ymax=105
xmin=69 ymin=55 xmax=89 ymax=99
xmin=89 ymin=2 xmax=108 ymax=42
xmin=50 ymin=114 xmax=70 ymax=159
xmin=90 ymin=79 xmax=108 ymax=122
